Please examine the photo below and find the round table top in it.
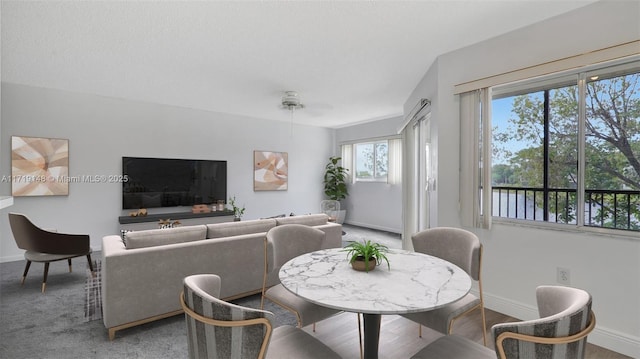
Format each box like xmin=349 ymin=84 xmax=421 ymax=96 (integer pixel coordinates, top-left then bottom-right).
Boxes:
xmin=279 ymin=248 xmax=472 ymax=315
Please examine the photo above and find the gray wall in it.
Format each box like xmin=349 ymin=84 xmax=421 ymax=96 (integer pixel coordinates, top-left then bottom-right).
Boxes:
xmin=0 ymin=83 xmax=335 ymax=261
xmin=336 ymin=117 xmax=404 ymax=233
xmin=403 ymin=1 xmax=639 ymax=356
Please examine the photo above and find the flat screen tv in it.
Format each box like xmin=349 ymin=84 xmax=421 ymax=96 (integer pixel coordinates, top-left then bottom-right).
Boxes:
xmin=122 ymin=157 xmax=227 ymax=210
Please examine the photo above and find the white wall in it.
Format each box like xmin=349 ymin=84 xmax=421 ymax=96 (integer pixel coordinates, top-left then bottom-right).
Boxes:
xmin=404 ymin=1 xmax=640 ymax=356
xmin=0 ymin=83 xmax=335 ymax=262
xmin=336 ymin=117 xmax=404 ymax=233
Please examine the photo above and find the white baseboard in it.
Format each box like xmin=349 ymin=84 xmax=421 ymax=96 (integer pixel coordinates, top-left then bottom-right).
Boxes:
xmin=1 ymin=254 xmax=24 ymax=263
xmin=343 ymin=220 xmax=401 ymax=234
xmin=479 ymin=290 xmax=640 ymax=358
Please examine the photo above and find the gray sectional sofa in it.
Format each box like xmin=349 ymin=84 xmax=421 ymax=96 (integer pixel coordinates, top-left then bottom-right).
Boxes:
xmin=101 ymin=213 xmax=342 ymax=340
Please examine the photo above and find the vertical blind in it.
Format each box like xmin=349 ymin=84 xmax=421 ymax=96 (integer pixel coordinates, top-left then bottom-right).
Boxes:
xmin=459 ymin=89 xmax=492 ymax=229
xmin=341 ymin=144 xmax=354 ymax=184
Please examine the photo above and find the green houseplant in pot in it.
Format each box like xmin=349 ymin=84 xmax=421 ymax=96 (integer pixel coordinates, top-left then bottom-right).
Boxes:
xmin=323 ymin=156 xmax=349 ymax=223
xmin=228 ymin=196 xmax=245 ymax=221
xmin=343 ymin=240 xmax=390 ymax=272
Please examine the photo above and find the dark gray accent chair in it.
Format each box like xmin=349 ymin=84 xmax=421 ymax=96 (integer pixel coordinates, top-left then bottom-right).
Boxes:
xmin=181 ymin=274 xmax=341 ymax=359
xmin=411 ymin=285 xmax=595 ymax=359
xmin=402 ymin=227 xmax=487 ymax=344
xmin=8 ymin=212 xmax=94 ymax=293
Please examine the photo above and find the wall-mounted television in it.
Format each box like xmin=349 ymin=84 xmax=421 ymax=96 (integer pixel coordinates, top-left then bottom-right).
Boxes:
xmin=122 ymin=157 xmax=227 ymax=210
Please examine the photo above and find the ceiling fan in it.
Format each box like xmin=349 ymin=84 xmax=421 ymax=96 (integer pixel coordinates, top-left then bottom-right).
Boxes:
xmin=280 ymin=91 xmax=305 ymax=111
xmin=280 ymin=91 xmax=304 ymax=134
xmin=279 ymin=91 xmax=332 ymax=121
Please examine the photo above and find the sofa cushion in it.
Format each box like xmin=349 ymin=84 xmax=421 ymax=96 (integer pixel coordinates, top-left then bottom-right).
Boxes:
xmin=275 ymin=214 xmax=328 ymax=226
xmin=124 ymin=225 xmax=207 ymax=249
xmin=206 ymin=219 xmax=277 ymax=239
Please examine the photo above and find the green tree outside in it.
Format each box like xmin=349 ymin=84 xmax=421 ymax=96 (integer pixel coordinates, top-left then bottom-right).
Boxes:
xmin=492 ymin=71 xmax=639 ymax=230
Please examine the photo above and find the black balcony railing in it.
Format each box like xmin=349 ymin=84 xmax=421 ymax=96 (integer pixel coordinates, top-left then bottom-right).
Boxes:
xmin=491 ymin=186 xmax=640 ymax=231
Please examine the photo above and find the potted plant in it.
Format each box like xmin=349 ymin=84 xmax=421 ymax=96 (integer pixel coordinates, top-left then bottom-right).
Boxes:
xmin=323 ymin=156 xmax=349 ymax=223
xmin=228 ymin=196 xmax=245 ymax=221
xmin=343 ymin=240 xmax=390 ymax=272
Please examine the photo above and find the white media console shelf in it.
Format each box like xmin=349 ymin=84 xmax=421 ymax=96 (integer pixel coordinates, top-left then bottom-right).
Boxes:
xmin=118 ymin=210 xmax=235 ymax=231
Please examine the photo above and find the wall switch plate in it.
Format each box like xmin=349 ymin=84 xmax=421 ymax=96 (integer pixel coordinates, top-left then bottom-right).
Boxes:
xmin=557 ymin=267 xmax=571 ymax=285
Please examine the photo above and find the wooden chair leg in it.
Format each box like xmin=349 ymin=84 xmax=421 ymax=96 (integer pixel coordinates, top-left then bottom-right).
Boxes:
xmin=68 ymin=258 xmax=73 ymax=273
xmin=418 ymin=323 xmax=422 ymax=338
xmin=42 ymin=262 xmax=50 ymax=293
xmin=21 ymin=260 xmax=32 ymax=285
xmin=480 ymin=306 xmax=487 ymax=346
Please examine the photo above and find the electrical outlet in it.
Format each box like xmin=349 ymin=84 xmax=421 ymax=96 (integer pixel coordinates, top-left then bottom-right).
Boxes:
xmin=557 ymin=267 xmax=571 ymax=285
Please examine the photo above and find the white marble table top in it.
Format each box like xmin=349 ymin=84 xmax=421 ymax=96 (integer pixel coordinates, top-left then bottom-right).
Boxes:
xmin=279 ymin=248 xmax=472 ymax=315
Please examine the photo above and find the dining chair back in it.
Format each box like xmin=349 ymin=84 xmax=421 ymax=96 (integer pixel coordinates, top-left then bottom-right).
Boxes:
xmin=411 ymin=227 xmax=481 ymax=280
xmin=261 ymin=224 xmax=341 ymax=328
xmin=266 ymin=224 xmax=325 ymax=272
xmin=494 ymin=285 xmax=594 ymax=358
xmin=402 ymin=226 xmax=487 ymax=344
xmin=410 ymin=285 xmax=595 ymax=359
xmin=8 ymin=212 xmax=94 ymax=293
xmin=181 ymin=274 xmax=341 ymax=359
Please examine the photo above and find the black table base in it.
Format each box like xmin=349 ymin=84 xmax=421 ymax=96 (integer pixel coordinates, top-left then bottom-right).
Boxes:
xmin=363 ymin=313 xmax=382 ymax=359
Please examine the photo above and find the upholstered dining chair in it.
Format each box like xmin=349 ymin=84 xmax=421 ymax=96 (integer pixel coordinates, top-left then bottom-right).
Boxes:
xmin=401 ymin=227 xmax=487 ymax=345
xmin=410 ymin=285 xmax=595 ymax=359
xmin=8 ymin=212 xmax=94 ymax=293
xmin=261 ymin=224 xmax=341 ymax=329
xmin=181 ymin=274 xmax=341 ymax=359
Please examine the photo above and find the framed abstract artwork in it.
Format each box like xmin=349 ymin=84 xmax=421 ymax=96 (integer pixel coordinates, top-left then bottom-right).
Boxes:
xmin=254 ymin=151 xmax=288 ymax=191
xmin=11 ymin=136 xmax=69 ymax=196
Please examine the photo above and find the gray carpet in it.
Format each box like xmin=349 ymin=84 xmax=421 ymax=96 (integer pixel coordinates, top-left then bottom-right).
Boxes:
xmin=0 ymin=224 xmax=400 ymax=359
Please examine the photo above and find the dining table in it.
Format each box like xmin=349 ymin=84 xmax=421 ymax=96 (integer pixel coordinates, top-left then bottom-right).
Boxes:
xmin=279 ymin=247 xmax=472 ymax=359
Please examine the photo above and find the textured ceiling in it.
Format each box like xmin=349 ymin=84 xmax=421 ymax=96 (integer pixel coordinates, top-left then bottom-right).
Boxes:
xmin=1 ymin=1 xmax=597 ymax=128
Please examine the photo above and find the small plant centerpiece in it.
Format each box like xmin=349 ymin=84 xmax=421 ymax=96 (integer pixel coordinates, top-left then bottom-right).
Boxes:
xmin=343 ymin=240 xmax=390 ymax=272
xmin=228 ymin=196 xmax=245 ymax=221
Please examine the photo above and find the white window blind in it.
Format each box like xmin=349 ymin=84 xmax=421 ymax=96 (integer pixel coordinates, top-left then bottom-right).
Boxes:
xmin=340 ymin=144 xmax=354 ymax=184
xmin=459 ymin=89 xmax=492 ymax=229
xmin=388 ymin=138 xmax=402 ymax=185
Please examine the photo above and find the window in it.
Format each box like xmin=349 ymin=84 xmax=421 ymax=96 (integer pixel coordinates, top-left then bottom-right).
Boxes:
xmin=355 ymin=141 xmax=388 ymax=182
xmin=341 ymin=137 xmax=401 ymax=184
xmin=491 ymin=61 xmax=639 ymax=232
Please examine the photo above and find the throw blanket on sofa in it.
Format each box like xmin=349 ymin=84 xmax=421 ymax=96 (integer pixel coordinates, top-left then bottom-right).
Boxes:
xmin=84 ymin=260 xmax=102 ymax=322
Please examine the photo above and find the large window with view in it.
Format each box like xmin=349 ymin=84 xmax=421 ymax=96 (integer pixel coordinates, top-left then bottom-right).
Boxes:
xmin=491 ymin=62 xmax=639 ymax=232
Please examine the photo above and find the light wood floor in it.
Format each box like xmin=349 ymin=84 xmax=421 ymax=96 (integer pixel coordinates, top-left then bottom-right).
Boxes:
xmin=302 ymin=308 xmax=631 ymax=359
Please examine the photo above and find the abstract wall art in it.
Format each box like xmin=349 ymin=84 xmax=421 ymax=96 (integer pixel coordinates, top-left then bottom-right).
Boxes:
xmin=254 ymin=151 xmax=288 ymax=191
xmin=11 ymin=136 xmax=69 ymax=196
